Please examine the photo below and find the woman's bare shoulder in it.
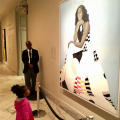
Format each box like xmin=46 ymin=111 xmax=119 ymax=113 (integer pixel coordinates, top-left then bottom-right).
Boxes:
xmin=84 ymin=21 xmax=90 ymax=27
xmin=84 ymin=21 xmax=90 ymax=32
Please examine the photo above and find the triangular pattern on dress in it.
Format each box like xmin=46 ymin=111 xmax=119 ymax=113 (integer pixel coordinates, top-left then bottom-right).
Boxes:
xmin=103 ymin=73 xmax=106 ymax=79
xmin=102 ymin=92 xmax=116 ymax=110
xmin=60 ymin=56 xmax=68 ymax=89
xmin=60 ymin=56 xmax=67 ymax=74
xmin=74 ymin=76 xmax=94 ymax=96
xmin=83 ymin=44 xmax=88 ymax=52
xmin=93 ymin=50 xmax=96 ymax=54
xmin=86 ymin=32 xmax=90 ymax=42
xmin=60 ymin=82 xmax=62 ymax=86
xmin=74 ymin=90 xmax=77 ymax=93
xmin=73 ymin=50 xmax=83 ymax=63
xmin=89 ymin=99 xmax=95 ymax=104
xmin=93 ymin=50 xmax=99 ymax=62
xmin=85 ymin=78 xmax=94 ymax=96
xmin=74 ymin=76 xmax=84 ymax=94
xmin=62 ymin=80 xmax=68 ymax=90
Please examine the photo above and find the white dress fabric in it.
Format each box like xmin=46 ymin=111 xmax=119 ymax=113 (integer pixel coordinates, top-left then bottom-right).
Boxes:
xmin=60 ymin=25 xmax=116 ymax=114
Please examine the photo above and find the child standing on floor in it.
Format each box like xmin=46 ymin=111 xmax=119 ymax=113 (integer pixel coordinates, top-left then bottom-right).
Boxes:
xmin=11 ymin=84 xmax=34 ymax=120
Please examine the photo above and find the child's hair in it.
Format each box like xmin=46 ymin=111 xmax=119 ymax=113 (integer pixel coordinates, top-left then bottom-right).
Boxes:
xmin=11 ymin=84 xmax=26 ymax=98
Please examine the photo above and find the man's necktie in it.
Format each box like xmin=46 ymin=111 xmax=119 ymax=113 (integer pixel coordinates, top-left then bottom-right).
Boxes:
xmin=29 ymin=50 xmax=32 ymax=63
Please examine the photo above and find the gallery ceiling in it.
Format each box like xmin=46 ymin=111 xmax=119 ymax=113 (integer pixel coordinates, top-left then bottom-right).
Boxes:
xmin=0 ymin=0 xmax=20 ymax=21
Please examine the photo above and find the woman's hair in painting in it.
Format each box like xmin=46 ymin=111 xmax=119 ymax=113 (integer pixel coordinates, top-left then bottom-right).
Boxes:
xmin=11 ymin=84 xmax=26 ymax=98
xmin=75 ymin=5 xmax=89 ymax=25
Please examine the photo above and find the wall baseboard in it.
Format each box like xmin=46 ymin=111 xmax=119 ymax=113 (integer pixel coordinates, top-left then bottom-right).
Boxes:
xmin=42 ymin=87 xmax=86 ymax=120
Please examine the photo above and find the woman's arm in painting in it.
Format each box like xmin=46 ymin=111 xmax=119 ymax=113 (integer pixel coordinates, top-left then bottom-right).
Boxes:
xmin=71 ymin=22 xmax=90 ymax=48
xmin=73 ymin=20 xmax=84 ymax=42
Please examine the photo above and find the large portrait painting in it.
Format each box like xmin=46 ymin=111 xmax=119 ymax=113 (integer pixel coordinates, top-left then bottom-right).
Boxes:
xmin=60 ymin=0 xmax=120 ymax=116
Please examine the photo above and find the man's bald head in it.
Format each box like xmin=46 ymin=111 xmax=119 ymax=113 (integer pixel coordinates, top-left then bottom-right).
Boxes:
xmin=26 ymin=41 xmax=32 ymax=50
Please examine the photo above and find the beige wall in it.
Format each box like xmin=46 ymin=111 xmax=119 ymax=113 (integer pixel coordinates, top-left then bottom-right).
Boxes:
xmin=1 ymin=9 xmax=17 ymax=73
xmin=27 ymin=0 xmax=120 ymax=120
xmin=0 ymin=0 xmax=119 ymax=119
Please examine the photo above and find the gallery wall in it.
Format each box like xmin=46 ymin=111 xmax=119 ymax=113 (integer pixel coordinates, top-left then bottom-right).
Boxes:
xmin=0 ymin=0 xmax=119 ymax=119
xmin=27 ymin=0 xmax=120 ymax=120
xmin=1 ymin=9 xmax=18 ymax=73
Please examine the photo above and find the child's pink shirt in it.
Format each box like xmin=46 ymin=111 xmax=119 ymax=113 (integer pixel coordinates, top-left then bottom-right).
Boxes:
xmin=14 ymin=97 xmax=34 ymax=120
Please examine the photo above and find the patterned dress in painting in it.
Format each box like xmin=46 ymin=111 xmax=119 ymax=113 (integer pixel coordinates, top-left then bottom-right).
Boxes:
xmin=60 ymin=25 xmax=116 ymax=114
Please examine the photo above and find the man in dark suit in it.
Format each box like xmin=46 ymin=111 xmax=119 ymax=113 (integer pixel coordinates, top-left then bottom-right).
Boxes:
xmin=22 ymin=41 xmax=39 ymax=95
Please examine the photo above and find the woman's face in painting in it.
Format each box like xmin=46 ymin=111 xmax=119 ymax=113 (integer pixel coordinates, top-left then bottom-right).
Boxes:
xmin=77 ymin=7 xmax=83 ymax=21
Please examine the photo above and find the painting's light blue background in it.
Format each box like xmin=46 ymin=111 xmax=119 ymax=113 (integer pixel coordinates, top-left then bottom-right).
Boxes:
xmin=60 ymin=0 xmax=120 ymax=111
